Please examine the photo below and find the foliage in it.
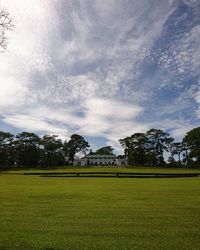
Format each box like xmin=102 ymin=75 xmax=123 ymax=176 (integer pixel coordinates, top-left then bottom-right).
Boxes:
xmin=0 ymin=131 xmax=89 ymax=168
xmin=95 ymin=146 xmax=114 ymax=155
xmin=120 ymin=133 xmax=149 ymax=165
xmin=0 ymin=127 xmax=199 ymax=168
xmin=13 ymin=132 xmax=41 ymax=167
xmin=0 ymin=131 xmax=14 ymax=168
xmin=64 ymin=134 xmax=90 ymax=163
xmin=120 ymin=129 xmax=174 ymax=167
xmin=183 ymin=127 xmax=200 ymax=166
xmin=169 ymin=142 xmax=183 ymax=167
xmin=146 ymin=129 xmax=174 ymax=166
xmin=40 ymin=135 xmax=65 ymax=167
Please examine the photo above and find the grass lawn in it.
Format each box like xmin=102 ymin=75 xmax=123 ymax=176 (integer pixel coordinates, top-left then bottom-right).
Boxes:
xmin=0 ymin=167 xmax=200 ymax=250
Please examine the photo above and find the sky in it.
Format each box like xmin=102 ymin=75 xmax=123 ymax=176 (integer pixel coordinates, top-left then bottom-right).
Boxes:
xmin=0 ymin=0 xmax=200 ymax=153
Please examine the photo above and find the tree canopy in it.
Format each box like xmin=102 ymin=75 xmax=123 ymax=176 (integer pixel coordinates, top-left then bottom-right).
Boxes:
xmin=64 ymin=134 xmax=90 ymax=163
xmin=95 ymin=146 xmax=114 ymax=155
xmin=0 ymin=127 xmax=199 ymax=169
xmin=0 ymin=131 xmax=14 ymax=167
xmin=183 ymin=127 xmax=200 ymax=166
xmin=120 ymin=129 xmax=174 ymax=167
xmin=0 ymin=132 xmax=89 ymax=168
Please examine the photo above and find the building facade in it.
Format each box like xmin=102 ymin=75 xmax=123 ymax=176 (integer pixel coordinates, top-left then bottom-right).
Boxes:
xmin=73 ymin=154 xmax=127 ymax=167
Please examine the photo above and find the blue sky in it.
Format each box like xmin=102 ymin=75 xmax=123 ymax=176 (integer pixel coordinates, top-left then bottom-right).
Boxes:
xmin=0 ymin=0 xmax=200 ymax=152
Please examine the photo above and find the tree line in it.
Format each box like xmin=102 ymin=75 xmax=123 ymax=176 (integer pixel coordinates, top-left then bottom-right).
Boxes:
xmin=119 ymin=127 xmax=200 ymax=168
xmin=0 ymin=132 xmax=89 ymax=169
xmin=0 ymin=127 xmax=200 ymax=169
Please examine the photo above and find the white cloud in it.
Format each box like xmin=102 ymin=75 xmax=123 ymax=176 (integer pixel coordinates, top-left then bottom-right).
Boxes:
xmin=1 ymin=98 xmax=146 ymax=150
xmin=152 ymin=118 xmax=195 ymax=140
xmin=84 ymin=98 xmax=143 ymax=120
xmin=3 ymin=114 xmax=68 ymax=136
xmin=155 ymin=24 xmax=200 ymax=79
xmin=0 ymin=0 xmax=199 ymax=151
xmin=1 ymin=0 xmax=176 ymax=107
xmin=79 ymin=98 xmax=147 ymax=139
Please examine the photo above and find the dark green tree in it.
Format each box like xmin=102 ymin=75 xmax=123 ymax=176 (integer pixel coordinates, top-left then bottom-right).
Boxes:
xmin=95 ymin=146 xmax=114 ymax=155
xmin=119 ymin=136 xmax=131 ymax=156
xmin=64 ymin=134 xmax=90 ymax=163
xmin=171 ymin=142 xmax=183 ymax=167
xmin=41 ymin=135 xmax=65 ymax=167
xmin=88 ymin=149 xmax=94 ymax=155
xmin=181 ymin=142 xmax=190 ymax=166
xmin=146 ymin=129 xmax=174 ymax=166
xmin=14 ymin=132 xmax=41 ymax=167
xmin=183 ymin=127 xmax=200 ymax=166
xmin=120 ymin=133 xmax=152 ymax=166
xmin=0 ymin=131 xmax=14 ymax=168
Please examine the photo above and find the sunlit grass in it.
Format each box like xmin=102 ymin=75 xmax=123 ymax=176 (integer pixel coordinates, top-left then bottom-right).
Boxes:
xmin=0 ymin=167 xmax=200 ymax=249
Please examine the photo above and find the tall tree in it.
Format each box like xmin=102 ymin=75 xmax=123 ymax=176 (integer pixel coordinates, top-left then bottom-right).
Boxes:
xmin=181 ymin=141 xmax=190 ymax=166
xmin=171 ymin=142 xmax=183 ymax=167
xmin=14 ymin=132 xmax=41 ymax=167
xmin=146 ymin=129 xmax=174 ymax=166
xmin=41 ymin=135 xmax=65 ymax=167
xmin=119 ymin=133 xmax=152 ymax=166
xmin=183 ymin=127 xmax=200 ymax=166
xmin=119 ymin=136 xmax=131 ymax=157
xmin=95 ymin=146 xmax=114 ymax=155
xmin=0 ymin=131 xmax=14 ymax=168
xmin=65 ymin=134 xmax=90 ymax=163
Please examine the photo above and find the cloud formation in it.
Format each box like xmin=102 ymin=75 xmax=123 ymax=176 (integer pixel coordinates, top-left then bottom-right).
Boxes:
xmin=0 ymin=0 xmax=200 ymax=151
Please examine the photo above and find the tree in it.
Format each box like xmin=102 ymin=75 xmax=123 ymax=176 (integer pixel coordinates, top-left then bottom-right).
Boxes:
xmin=64 ymin=134 xmax=90 ymax=163
xmin=41 ymin=135 xmax=65 ymax=167
xmin=183 ymin=127 xmax=200 ymax=166
xmin=88 ymin=149 xmax=94 ymax=155
xmin=119 ymin=133 xmax=151 ymax=166
xmin=95 ymin=146 xmax=114 ymax=155
xmin=119 ymin=136 xmax=131 ymax=157
xmin=0 ymin=8 xmax=13 ymax=51
xmin=14 ymin=132 xmax=41 ymax=167
xmin=120 ymin=129 xmax=174 ymax=167
xmin=181 ymin=142 xmax=190 ymax=166
xmin=170 ymin=142 xmax=183 ymax=167
xmin=130 ymin=133 xmax=149 ymax=166
xmin=0 ymin=131 xmax=14 ymax=168
xmin=146 ymin=129 xmax=174 ymax=166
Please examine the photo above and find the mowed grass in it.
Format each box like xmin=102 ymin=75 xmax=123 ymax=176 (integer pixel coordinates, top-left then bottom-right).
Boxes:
xmin=0 ymin=167 xmax=200 ymax=250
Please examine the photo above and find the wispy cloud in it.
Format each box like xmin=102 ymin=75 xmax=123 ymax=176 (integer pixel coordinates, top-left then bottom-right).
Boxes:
xmin=2 ymin=98 xmax=146 ymax=142
xmin=0 ymin=0 xmax=200 ymax=150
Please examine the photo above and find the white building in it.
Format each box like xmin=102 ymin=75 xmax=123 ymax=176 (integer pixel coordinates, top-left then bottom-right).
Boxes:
xmin=73 ymin=154 xmax=127 ymax=167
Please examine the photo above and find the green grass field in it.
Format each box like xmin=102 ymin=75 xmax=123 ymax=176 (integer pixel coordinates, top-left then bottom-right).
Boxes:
xmin=1 ymin=167 xmax=200 ymax=250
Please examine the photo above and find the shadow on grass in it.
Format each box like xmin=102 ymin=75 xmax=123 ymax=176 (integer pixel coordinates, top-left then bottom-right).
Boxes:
xmin=32 ymin=172 xmax=200 ymax=178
